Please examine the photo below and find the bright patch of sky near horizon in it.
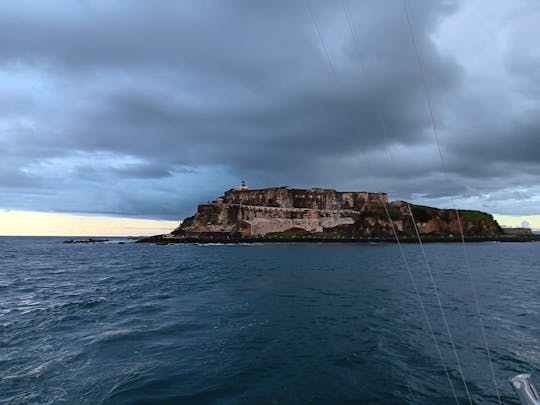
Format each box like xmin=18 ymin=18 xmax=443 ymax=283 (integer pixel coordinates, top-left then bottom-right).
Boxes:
xmin=0 ymin=210 xmax=178 ymax=237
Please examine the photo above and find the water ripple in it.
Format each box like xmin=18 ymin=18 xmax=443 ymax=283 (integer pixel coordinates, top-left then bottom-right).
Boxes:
xmin=0 ymin=237 xmax=538 ymax=403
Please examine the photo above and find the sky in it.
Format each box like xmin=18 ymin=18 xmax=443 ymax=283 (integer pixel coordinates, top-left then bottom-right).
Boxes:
xmin=1 ymin=0 xmax=540 ymax=235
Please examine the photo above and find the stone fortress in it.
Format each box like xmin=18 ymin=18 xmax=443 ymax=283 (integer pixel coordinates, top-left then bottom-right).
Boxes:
xmin=135 ymin=182 xmax=535 ymax=243
xmin=167 ymin=181 xmax=506 ymax=240
xmin=183 ymin=182 xmax=391 ymax=237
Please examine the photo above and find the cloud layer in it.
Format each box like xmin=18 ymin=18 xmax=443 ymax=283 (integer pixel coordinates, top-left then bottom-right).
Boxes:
xmin=1 ymin=0 xmax=539 ymax=219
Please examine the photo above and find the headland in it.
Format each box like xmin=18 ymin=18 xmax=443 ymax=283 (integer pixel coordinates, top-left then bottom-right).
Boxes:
xmin=138 ymin=185 xmax=537 ymax=244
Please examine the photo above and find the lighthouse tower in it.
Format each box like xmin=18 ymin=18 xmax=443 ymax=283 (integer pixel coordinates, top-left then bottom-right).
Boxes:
xmin=239 ymin=180 xmax=248 ymax=191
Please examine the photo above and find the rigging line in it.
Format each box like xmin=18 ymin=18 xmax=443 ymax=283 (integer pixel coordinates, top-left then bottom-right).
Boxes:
xmin=378 ymin=115 xmax=396 ymax=168
xmin=403 ymin=1 xmax=501 ymax=403
xmin=377 ymin=112 xmax=461 ymax=404
xmin=408 ymin=202 xmax=473 ymax=405
xmin=342 ymin=0 xmax=397 ymax=176
xmin=379 ymin=131 xmax=460 ymax=405
xmin=306 ymin=0 xmax=338 ymax=81
xmin=341 ymin=0 xmax=362 ymax=61
xmin=341 ymin=0 xmax=459 ymax=400
xmin=380 ymin=197 xmax=459 ymax=405
xmin=306 ymin=4 xmax=462 ymax=401
xmin=342 ymin=0 xmax=397 ymax=185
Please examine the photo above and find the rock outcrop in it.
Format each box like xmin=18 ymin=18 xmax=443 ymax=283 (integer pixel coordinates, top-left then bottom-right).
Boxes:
xmin=162 ymin=186 xmax=504 ymax=241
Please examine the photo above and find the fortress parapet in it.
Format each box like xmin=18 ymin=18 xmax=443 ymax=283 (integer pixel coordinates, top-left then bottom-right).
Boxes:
xmin=223 ymin=187 xmax=387 ymax=211
xmin=182 ymin=186 xmax=389 ymax=237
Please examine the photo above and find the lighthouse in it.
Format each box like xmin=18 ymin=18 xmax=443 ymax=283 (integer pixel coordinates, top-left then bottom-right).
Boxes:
xmin=239 ymin=180 xmax=248 ymax=190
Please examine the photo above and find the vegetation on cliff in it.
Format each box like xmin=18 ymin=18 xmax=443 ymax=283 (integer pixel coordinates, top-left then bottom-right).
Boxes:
xmin=170 ymin=215 xmax=195 ymax=235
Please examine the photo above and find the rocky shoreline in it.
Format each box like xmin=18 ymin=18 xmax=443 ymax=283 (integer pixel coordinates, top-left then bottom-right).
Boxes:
xmin=136 ymin=234 xmax=540 ymax=244
xmin=63 ymin=238 xmax=110 ymax=244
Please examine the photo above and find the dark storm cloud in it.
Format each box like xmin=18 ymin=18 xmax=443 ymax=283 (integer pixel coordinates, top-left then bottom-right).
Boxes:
xmin=0 ymin=0 xmax=539 ymax=219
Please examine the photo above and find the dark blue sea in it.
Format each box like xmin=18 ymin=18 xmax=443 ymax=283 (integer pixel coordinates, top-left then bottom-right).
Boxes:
xmin=1 ymin=237 xmax=539 ymax=404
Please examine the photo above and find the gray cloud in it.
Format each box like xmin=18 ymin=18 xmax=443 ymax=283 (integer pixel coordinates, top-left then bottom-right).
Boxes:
xmin=0 ymin=0 xmax=539 ymax=219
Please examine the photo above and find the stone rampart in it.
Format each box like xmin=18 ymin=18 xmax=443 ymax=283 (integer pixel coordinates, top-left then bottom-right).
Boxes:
xmin=222 ymin=187 xmax=387 ymax=210
xmin=187 ymin=202 xmax=362 ymax=236
xmin=173 ymin=187 xmax=504 ymax=239
xmin=248 ymin=217 xmax=355 ymax=236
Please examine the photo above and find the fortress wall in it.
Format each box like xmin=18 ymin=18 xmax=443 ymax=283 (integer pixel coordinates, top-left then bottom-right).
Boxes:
xmin=237 ymin=205 xmax=356 ymax=221
xmin=189 ymin=204 xmax=239 ymax=233
xmin=223 ymin=188 xmax=293 ymax=207
xmin=223 ymin=187 xmax=387 ymax=210
xmin=248 ymin=217 xmax=355 ymax=236
xmin=176 ymin=188 xmax=503 ymax=239
xmin=190 ymin=203 xmax=358 ymax=235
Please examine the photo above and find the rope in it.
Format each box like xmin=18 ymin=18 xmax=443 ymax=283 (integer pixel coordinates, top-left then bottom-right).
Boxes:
xmin=403 ymin=1 xmax=501 ymax=402
xmin=341 ymin=0 xmax=361 ymax=61
xmin=407 ymin=203 xmax=473 ymax=404
xmin=307 ymin=2 xmax=479 ymax=402
xmin=306 ymin=0 xmax=338 ymax=81
xmin=380 ymin=198 xmax=459 ymax=404
xmin=341 ymin=1 xmax=460 ymax=401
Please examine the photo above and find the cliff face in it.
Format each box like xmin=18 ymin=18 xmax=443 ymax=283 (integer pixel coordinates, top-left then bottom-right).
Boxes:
xmin=171 ymin=187 xmax=503 ymax=239
xmin=402 ymin=202 xmax=502 ymax=236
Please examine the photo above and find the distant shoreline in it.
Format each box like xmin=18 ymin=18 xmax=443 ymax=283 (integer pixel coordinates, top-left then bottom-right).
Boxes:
xmin=136 ymin=234 xmax=540 ymax=244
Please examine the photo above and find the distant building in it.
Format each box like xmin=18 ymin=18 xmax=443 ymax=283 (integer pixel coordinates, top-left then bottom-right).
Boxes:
xmin=239 ymin=181 xmax=248 ymax=190
xmin=503 ymin=227 xmax=533 ymax=236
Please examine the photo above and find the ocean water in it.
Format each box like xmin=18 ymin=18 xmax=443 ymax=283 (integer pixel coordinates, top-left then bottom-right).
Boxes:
xmin=1 ymin=237 xmax=539 ymax=404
